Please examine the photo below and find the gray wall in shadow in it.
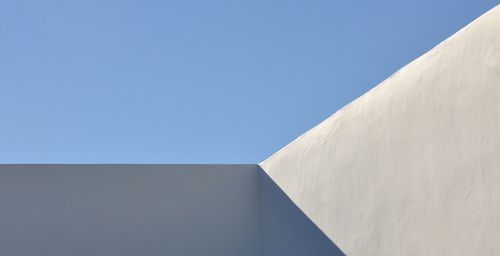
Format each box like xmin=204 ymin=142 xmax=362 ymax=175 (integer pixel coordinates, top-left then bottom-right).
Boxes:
xmin=258 ymin=167 xmax=344 ymax=256
xmin=0 ymin=165 xmax=342 ymax=255
xmin=0 ymin=165 xmax=262 ymax=256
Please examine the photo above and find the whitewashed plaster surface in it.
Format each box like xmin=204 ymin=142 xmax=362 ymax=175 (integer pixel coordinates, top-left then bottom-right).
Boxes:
xmin=260 ymin=5 xmax=500 ymax=255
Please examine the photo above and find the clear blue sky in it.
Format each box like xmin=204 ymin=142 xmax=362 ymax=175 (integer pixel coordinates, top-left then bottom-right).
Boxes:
xmin=1 ymin=0 xmax=498 ymax=163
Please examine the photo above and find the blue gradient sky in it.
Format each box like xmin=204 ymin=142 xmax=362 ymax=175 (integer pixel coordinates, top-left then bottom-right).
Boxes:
xmin=1 ymin=1 xmax=498 ymax=163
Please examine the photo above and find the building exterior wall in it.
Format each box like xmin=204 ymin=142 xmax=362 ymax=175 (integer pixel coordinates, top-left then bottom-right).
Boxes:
xmin=260 ymin=5 xmax=500 ymax=255
xmin=0 ymin=164 xmax=340 ymax=255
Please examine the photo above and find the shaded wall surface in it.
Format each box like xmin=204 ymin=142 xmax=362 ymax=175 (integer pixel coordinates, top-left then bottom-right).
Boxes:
xmin=258 ymin=170 xmax=343 ymax=256
xmin=0 ymin=164 xmax=341 ymax=256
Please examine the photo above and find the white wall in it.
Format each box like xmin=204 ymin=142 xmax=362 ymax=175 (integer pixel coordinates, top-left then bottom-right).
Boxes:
xmin=261 ymin=5 xmax=500 ymax=255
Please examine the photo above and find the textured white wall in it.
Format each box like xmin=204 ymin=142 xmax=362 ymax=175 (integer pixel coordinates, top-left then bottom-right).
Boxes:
xmin=261 ymin=5 xmax=500 ymax=255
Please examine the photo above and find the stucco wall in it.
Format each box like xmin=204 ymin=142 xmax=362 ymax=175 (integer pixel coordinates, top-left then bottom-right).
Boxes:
xmin=261 ymin=5 xmax=500 ymax=255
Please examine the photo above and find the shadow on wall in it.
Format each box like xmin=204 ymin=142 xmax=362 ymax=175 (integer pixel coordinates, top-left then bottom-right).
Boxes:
xmin=258 ymin=167 xmax=345 ymax=256
xmin=0 ymin=165 xmax=263 ymax=256
xmin=0 ymin=165 xmax=344 ymax=256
